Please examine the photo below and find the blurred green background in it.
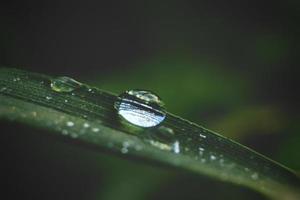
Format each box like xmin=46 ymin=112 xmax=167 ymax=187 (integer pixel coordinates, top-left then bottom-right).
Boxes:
xmin=0 ymin=1 xmax=299 ymax=199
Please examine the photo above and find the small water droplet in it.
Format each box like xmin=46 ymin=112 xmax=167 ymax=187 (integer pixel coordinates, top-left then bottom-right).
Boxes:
xmin=210 ymin=154 xmax=217 ymax=161
xmin=45 ymin=96 xmax=52 ymax=100
xmin=121 ymin=141 xmax=130 ymax=154
xmin=87 ymin=88 xmax=96 ymax=93
xmin=92 ymin=127 xmax=100 ymax=132
xmin=64 ymin=99 xmax=69 ymax=103
xmin=0 ymin=87 xmax=7 ymax=92
xmin=31 ymin=111 xmax=37 ymax=117
xmin=83 ymin=122 xmax=90 ymax=128
xmin=114 ymin=89 xmax=166 ymax=127
xmin=251 ymin=172 xmax=259 ymax=180
xmin=50 ymin=76 xmax=82 ymax=93
xmin=82 ymin=114 xmax=88 ymax=119
xmin=13 ymin=77 xmax=20 ymax=82
xmin=173 ymin=140 xmax=180 ymax=154
xmin=127 ymin=90 xmax=165 ymax=106
xmin=66 ymin=121 xmax=74 ymax=127
xmin=198 ymin=147 xmax=205 ymax=156
xmin=199 ymin=133 xmax=207 ymax=139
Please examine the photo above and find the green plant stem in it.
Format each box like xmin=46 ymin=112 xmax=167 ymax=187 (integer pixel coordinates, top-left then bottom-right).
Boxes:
xmin=0 ymin=67 xmax=299 ymax=200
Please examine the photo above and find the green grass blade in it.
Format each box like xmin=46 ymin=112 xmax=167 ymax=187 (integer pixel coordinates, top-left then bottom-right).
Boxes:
xmin=0 ymin=67 xmax=299 ymax=200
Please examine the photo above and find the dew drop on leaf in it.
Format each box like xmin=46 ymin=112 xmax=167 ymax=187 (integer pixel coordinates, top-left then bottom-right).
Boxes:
xmin=210 ymin=154 xmax=217 ymax=161
xmin=92 ymin=127 xmax=100 ymax=132
xmin=83 ymin=122 xmax=90 ymax=128
xmin=251 ymin=172 xmax=259 ymax=180
xmin=66 ymin=121 xmax=74 ymax=127
xmin=50 ymin=76 xmax=82 ymax=93
xmin=13 ymin=77 xmax=20 ymax=82
xmin=114 ymin=89 xmax=166 ymax=127
xmin=172 ymin=140 xmax=180 ymax=154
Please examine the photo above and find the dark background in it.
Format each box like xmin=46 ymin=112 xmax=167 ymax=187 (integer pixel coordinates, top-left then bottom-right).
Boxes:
xmin=1 ymin=1 xmax=299 ymax=199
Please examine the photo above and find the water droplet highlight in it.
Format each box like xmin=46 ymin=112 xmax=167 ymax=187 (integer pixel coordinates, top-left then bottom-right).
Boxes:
xmin=114 ymin=89 xmax=166 ymax=128
xmin=50 ymin=76 xmax=82 ymax=93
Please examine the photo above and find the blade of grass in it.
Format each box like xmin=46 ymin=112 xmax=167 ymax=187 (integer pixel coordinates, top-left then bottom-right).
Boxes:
xmin=0 ymin=67 xmax=299 ymax=200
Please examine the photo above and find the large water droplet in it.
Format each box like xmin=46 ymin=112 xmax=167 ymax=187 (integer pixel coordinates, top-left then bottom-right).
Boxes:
xmin=114 ymin=89 xmax=166 ymax=128
xmin=50 ymin=76 xmax=82 ymax=92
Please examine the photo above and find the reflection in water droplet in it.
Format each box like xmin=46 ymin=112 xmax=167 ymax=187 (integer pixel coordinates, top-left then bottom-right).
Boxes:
xmin=114 ymin=90 xmax=166 ymax=127
xmin=46 ymin=96 xmax=52 ymax=100
xmin=50 ymin=76 xmax=82 ymax=93
xmin=127 ymin=90 xmax=164 ymax=106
